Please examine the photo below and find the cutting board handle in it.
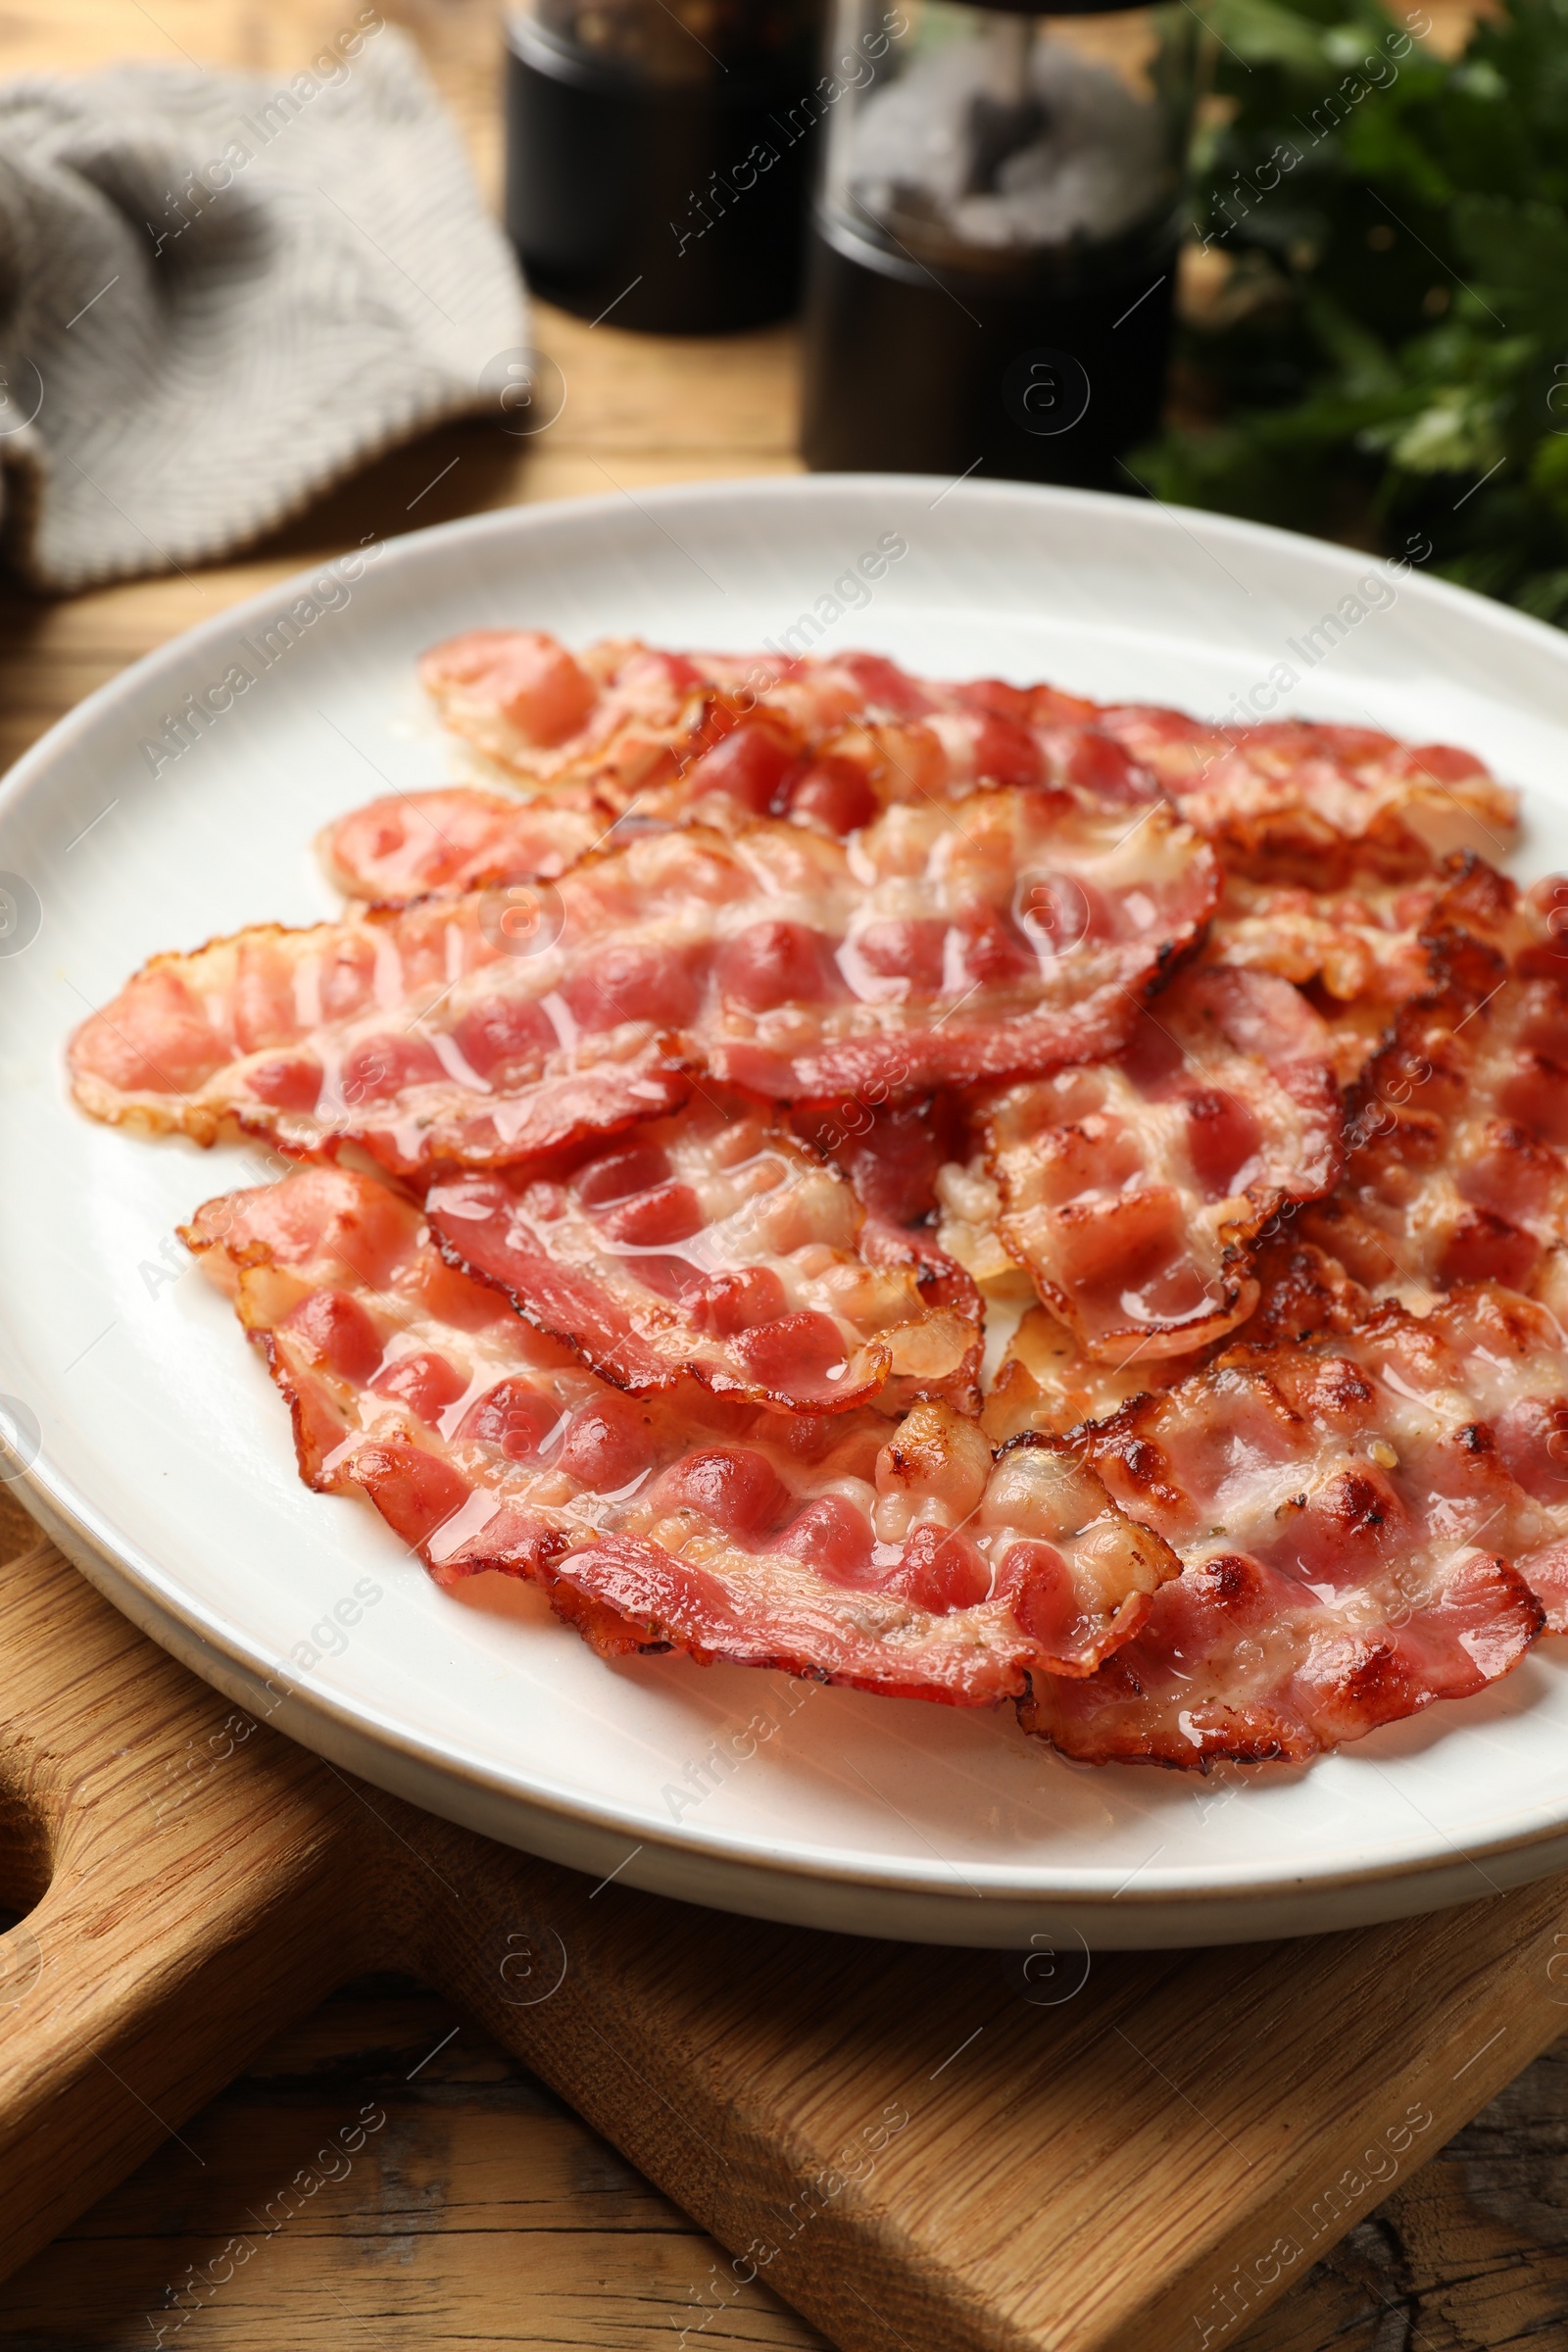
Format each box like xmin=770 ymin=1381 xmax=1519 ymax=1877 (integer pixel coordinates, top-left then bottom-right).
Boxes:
xmin=0 ymin=1535 xmax=379 ymax=2269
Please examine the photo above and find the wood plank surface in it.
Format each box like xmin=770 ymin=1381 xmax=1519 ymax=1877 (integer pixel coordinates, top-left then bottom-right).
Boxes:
xmin=1 ymin=1960 xmax=1563 ymax=2352
xmin=5 ymin=5 xmax=1567 ymax=2350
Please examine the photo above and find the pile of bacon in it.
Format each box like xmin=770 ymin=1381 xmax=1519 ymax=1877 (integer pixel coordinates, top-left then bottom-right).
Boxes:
xmin=70 ymin=628 xmax=1568 ymax=1769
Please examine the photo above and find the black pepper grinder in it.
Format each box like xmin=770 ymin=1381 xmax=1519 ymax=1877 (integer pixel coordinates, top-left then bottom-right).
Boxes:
xmin=505 ymin=0 xmax=829 ymax=333
xmin=800 ymin=0 xmax=1205 ymax=485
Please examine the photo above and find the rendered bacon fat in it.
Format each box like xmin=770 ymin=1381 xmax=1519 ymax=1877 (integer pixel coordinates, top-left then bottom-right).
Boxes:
xmin=184 ymin=1165 xmax=1179 ymax=1696
xmin=425 ymin=1091 xmax=981 ymax=1414
xmin=981 ymin=1305 xmax=1202 ymax=1443
xmin=70 ymin=794 xmax=1218 ymax=1169
xmin=1022 ymin=1287 xmax=1558 ymax=1766
xmin=981 ymin=966 xmax=1342 ymax=1361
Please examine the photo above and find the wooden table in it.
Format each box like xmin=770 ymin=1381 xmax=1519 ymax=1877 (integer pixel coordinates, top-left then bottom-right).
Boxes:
xmin=3 ymin=5 xmax=1567 ymax=2347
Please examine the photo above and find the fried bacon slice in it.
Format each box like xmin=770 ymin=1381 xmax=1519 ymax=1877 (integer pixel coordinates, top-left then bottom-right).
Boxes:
xmin=978 ymin=1236 xmax=1378 ymax=1446
xmin=318 ymin=724 xmax=1146 ymax=920
xmin=418 ymin=637 xmax=919 ymax=808
xmin=184 ymin=1165 xmax=1179 ymax=1698
xmin=693 ymin=791 xmax=1216 ymax=1100
xmin=1302 ymin=864 xmax=1568 ymax=1315
xmin=424 ymin=1090 xmax=981 ymax=1415
xmin=419 ymin=635 xmax=956 ymax=798
xmin=417 ymin=636 xmax=1182 ymax=858
xmin=941 ymin=872 xmax=1446 ymax=1415
xmin=1097 ymin=708 xmax=1516 ymax=880
xmin=318 ymin=789 xmax=609 ymax=905
xmin=67 ymin=892 xmax=690 ymax=1180
xmin=791 ymin=1092 xmax=965 ymax=1230
xmin=931 ymin=966 xmax=1342 ymax=1364
xmin=417 ymin=633 xmax=716 ymax=795
xmin=419 ymin=633 xmax=1516 ymax=889
xmin=420 ymin=632 xmax=1161 ymax=826
xmin=705 ymin=692 xmax=1513 ymax=884
xmin=638 ymin=689 xmax=1159 ymax=837
xmin=978 ymin=967 xmax=1342 ymax=1363
xmin=1021 ymin=1285 xmax=1557 ymax=1767
xmin=954 ymin=866 xmax=1489 ymax=1441
xmin=72 ymin=795 xmax=1217 ymax=1171
xmin=1208 ymin=868 xmax=1443 ymax=1085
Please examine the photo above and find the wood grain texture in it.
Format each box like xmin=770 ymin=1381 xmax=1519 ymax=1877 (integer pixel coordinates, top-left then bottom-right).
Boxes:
xmin=0 ymin=1975 xmax=830 ymax=2352
xmin=7 ymin=1967 xmax=1566 ymax=2350
xmin=1240 ymin=2043 xmax=1568 ymax=2351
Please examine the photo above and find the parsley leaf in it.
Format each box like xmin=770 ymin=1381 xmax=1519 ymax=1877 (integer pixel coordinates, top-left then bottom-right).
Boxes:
xmin=1139 ymin=0 xmax=1568 ymax=624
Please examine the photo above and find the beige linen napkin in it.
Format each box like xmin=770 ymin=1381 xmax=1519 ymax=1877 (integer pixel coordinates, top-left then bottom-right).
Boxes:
xmin=0 ymin=20 xmax=527 ymax=591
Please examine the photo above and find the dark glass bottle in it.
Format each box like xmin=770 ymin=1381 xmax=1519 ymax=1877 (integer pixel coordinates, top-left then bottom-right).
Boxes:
xmin=505 ymin=1 xmax=828 ymax=334
xmin=799 ymin=0 xmax=1203 ymax=485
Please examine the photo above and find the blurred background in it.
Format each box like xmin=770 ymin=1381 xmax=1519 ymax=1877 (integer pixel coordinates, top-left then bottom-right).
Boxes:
xmin=3 ymin=0 xmax=1563 ymax=678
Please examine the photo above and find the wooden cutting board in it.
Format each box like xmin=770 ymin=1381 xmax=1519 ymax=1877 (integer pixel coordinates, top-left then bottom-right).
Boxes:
xmin=4 ymin=1481 xmax=1568 ymax=2352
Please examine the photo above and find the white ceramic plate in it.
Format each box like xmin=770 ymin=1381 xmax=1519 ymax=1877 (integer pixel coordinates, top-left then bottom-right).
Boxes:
xmin=8 ymin=475 xmax=1568 ymax=1951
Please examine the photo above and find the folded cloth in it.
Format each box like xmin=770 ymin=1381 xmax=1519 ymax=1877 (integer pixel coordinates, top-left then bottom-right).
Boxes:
xmin=0 ymin=21 xmax=527 ymax=592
